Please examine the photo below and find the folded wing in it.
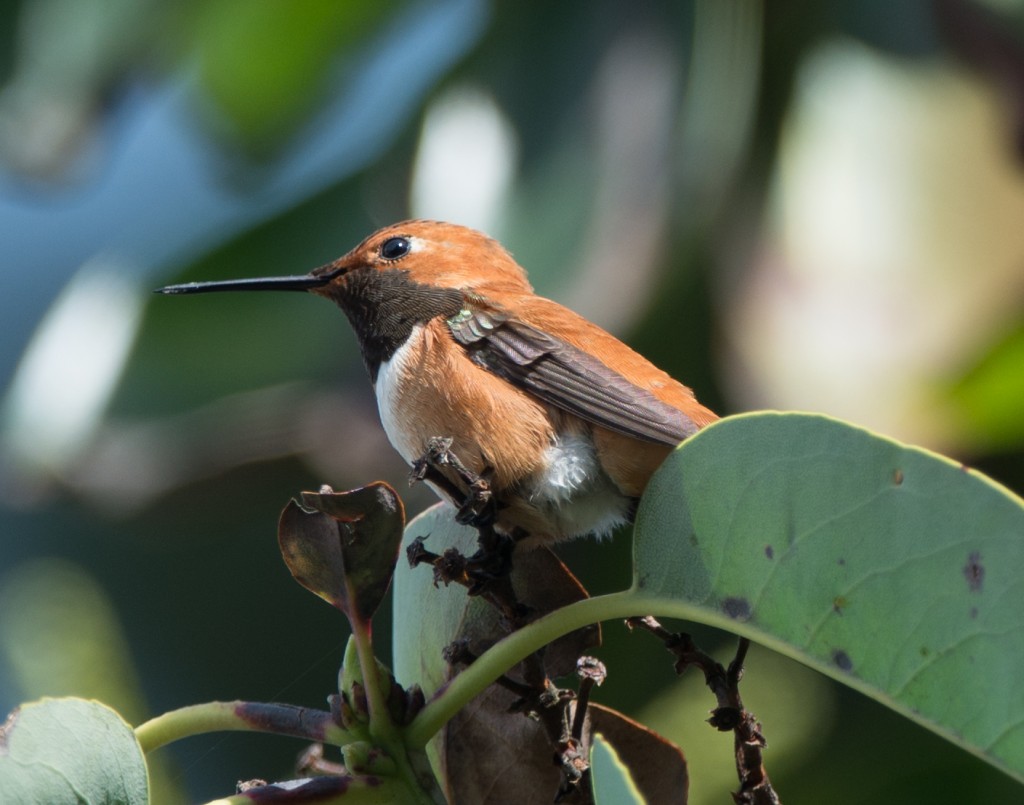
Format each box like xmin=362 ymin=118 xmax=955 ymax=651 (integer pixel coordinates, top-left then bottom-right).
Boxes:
xmin=447 ymin=300 xmax=705 ymax=446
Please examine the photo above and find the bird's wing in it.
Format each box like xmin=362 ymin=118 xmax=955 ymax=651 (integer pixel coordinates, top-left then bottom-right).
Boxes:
xmin=446 ymin=297 xmax=708 ymax=445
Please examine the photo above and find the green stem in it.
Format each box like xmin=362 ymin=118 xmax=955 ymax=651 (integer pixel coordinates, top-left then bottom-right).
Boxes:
xmin=350 ymin=617 xmax=396 ymax=742
xmin=349 ymin=618 xmax=439 ymax=803
xmin=135 ymin=701 xmax=350 ymax=754
xmin=404 ymin=589 xmax=642 ymax=748
xmin=138 ymin=698 xmax=439 ymax=803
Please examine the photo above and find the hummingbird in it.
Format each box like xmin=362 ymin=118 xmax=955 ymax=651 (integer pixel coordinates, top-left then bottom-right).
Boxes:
xmin=158 ymin=221 xmax=718 ymax=547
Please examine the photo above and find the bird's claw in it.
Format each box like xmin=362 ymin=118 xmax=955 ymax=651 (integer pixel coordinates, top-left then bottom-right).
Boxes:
xmin=409 ymin=436 xmax=497 ymax=529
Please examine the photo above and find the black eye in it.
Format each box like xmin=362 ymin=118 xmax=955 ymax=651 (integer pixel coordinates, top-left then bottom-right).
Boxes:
xmin=379 ymin=236 xmax=411 ymax=261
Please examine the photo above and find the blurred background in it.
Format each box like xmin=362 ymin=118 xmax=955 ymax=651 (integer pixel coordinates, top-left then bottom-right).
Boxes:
xmin=1 ymin=0 xmax=1022 ymax=801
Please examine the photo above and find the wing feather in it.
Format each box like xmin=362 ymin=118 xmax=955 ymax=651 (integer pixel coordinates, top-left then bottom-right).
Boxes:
xmin=448 ymin=302 xmax=703 ymax=445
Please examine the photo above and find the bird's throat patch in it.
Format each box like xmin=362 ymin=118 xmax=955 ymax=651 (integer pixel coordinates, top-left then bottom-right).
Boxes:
xmin=334 ymin=268 xmax=463 ymax=382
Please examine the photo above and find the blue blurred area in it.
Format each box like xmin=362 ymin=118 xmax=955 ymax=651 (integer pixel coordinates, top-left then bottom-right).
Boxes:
xmin=0 ymin=0 xmax=485 ymax=385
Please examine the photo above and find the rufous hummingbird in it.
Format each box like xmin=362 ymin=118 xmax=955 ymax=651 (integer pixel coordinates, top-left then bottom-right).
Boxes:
xmin=158 ymin=221 xmax=718 ymax=547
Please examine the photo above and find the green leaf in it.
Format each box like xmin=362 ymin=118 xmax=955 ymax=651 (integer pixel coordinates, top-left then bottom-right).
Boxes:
xmin=633 ymin=412 xmax=1024 ymax=783
xmin=400 ymin=413 xmax=1024 ymax=788
xmin=393 ymin=504 xmax=598 ymax=797
xmin=391 ymin=509 xmax=481 ymax=699
xmin=393 ymin=506 xmax=596 ymax=698
xmin=0 ymin=697 xmax=148 ymax=804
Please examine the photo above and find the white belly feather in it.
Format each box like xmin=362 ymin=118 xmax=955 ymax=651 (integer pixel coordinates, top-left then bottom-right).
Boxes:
xmin=530 ymin=433 xmax=632 ymax=539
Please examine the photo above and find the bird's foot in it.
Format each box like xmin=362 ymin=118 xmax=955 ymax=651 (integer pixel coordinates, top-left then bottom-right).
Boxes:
xmin=408 ymin=437 xmax=528 ymax=624
xmin=409 ymin=436 xmax=497 ymax=528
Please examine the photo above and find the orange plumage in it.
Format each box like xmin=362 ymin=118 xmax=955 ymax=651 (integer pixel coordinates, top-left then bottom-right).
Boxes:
xmin=159 ymin=220 xmax=718 ymax=545
xmin=311 ymin=221 xmax=717 ymax=544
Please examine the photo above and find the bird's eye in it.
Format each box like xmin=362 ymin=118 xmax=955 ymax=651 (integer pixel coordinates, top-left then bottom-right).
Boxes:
xmin=379 ymin=236 xmax=411 ymax=261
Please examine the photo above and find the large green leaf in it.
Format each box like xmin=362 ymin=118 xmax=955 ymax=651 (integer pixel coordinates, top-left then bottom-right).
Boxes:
xmin=633 ymin=412 xmax=1024 ymax=782
xmin=400 ymin=412 xmax=1024 ymax=789
xmin=0 ymin=697 xmax=148 ymax=804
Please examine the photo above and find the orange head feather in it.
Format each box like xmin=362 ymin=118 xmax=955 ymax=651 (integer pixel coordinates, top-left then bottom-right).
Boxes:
xmin=311 ymin=220 xmax=533 ymax=298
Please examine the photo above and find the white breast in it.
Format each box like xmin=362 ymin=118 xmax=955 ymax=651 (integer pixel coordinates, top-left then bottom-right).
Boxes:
xmin=373 ymin=325 xmax=423 ymax=465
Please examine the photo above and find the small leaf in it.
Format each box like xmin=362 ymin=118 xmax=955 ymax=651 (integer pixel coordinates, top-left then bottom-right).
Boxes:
xmin=279 ymin=499 xmax=346 ymax=609
xmin=0 ymin=697 xmax=148 ymax=804
xmin=278 ymin=482 xmax=404 ymax=623
xmin=633 ymin=412 xmax=1024 ymax=783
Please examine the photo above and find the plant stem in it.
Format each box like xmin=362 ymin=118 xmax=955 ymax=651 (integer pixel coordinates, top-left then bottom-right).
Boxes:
xmin=404 ymin=589 xmax=639 ymax=749
xmin=349 ymin=617 xmax=396 ymax=742
xmin=348 ymin=617 xmax=441 ymax=803
xmin=134 ymin=701 xmax=350 ymax=754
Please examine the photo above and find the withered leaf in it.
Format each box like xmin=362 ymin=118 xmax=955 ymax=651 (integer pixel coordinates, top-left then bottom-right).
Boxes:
xmin=278 ymin=482 xmax=404 ymax=624
xmin=589 ymin=703 xmax=688 ymax=804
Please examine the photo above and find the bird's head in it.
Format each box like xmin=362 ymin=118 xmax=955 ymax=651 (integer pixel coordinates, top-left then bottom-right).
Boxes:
xmin=156 ymin=220 xmax=532 ymax=300
xmin=311 ymin=220 xmax=532 ymax=299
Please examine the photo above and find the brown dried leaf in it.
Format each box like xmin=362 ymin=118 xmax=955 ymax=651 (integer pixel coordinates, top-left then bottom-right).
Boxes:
xmin=277 ymin=482 xmax=404 ymax=623
xmin=589 ymin=703 xmax=688 ymax=804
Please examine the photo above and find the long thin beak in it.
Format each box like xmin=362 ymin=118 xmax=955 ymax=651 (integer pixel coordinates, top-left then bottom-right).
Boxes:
xmin=155 ymin=274 xmax=332 ymax=295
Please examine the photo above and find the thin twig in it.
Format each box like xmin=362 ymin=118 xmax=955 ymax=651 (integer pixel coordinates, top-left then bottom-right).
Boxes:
xmin=627 ymin=618 xmax=780 ymax=804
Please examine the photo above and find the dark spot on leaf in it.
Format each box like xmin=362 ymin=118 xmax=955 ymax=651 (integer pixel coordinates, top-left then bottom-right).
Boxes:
xmin=963 ymin=551 xmax=984 ymax=592
xmin=919 ymin=646 xmax=930 ymax=657
xmin=764 ymin=545 xmax=774 ymax=560
xmin=892 ymin=468 xmax=904 ymax=486
xmin=832 ymin=650 xmax=853 ymax=672
xmin=970 ymin=606 xmax=979 ymax=619
xmin=833 ymin=596 xmax=848 ymax=614
xmin=689 ymin=534 xmax=699 ymax=546
xmin=837 ymin=557 xmax=846 ymax=566
xmin=722 ymin=597 xmax=752 ymax=621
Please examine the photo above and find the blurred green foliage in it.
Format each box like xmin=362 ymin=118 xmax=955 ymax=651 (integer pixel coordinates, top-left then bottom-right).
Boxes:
xmin=1 ymin=0 xmax=1022 ymax=801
